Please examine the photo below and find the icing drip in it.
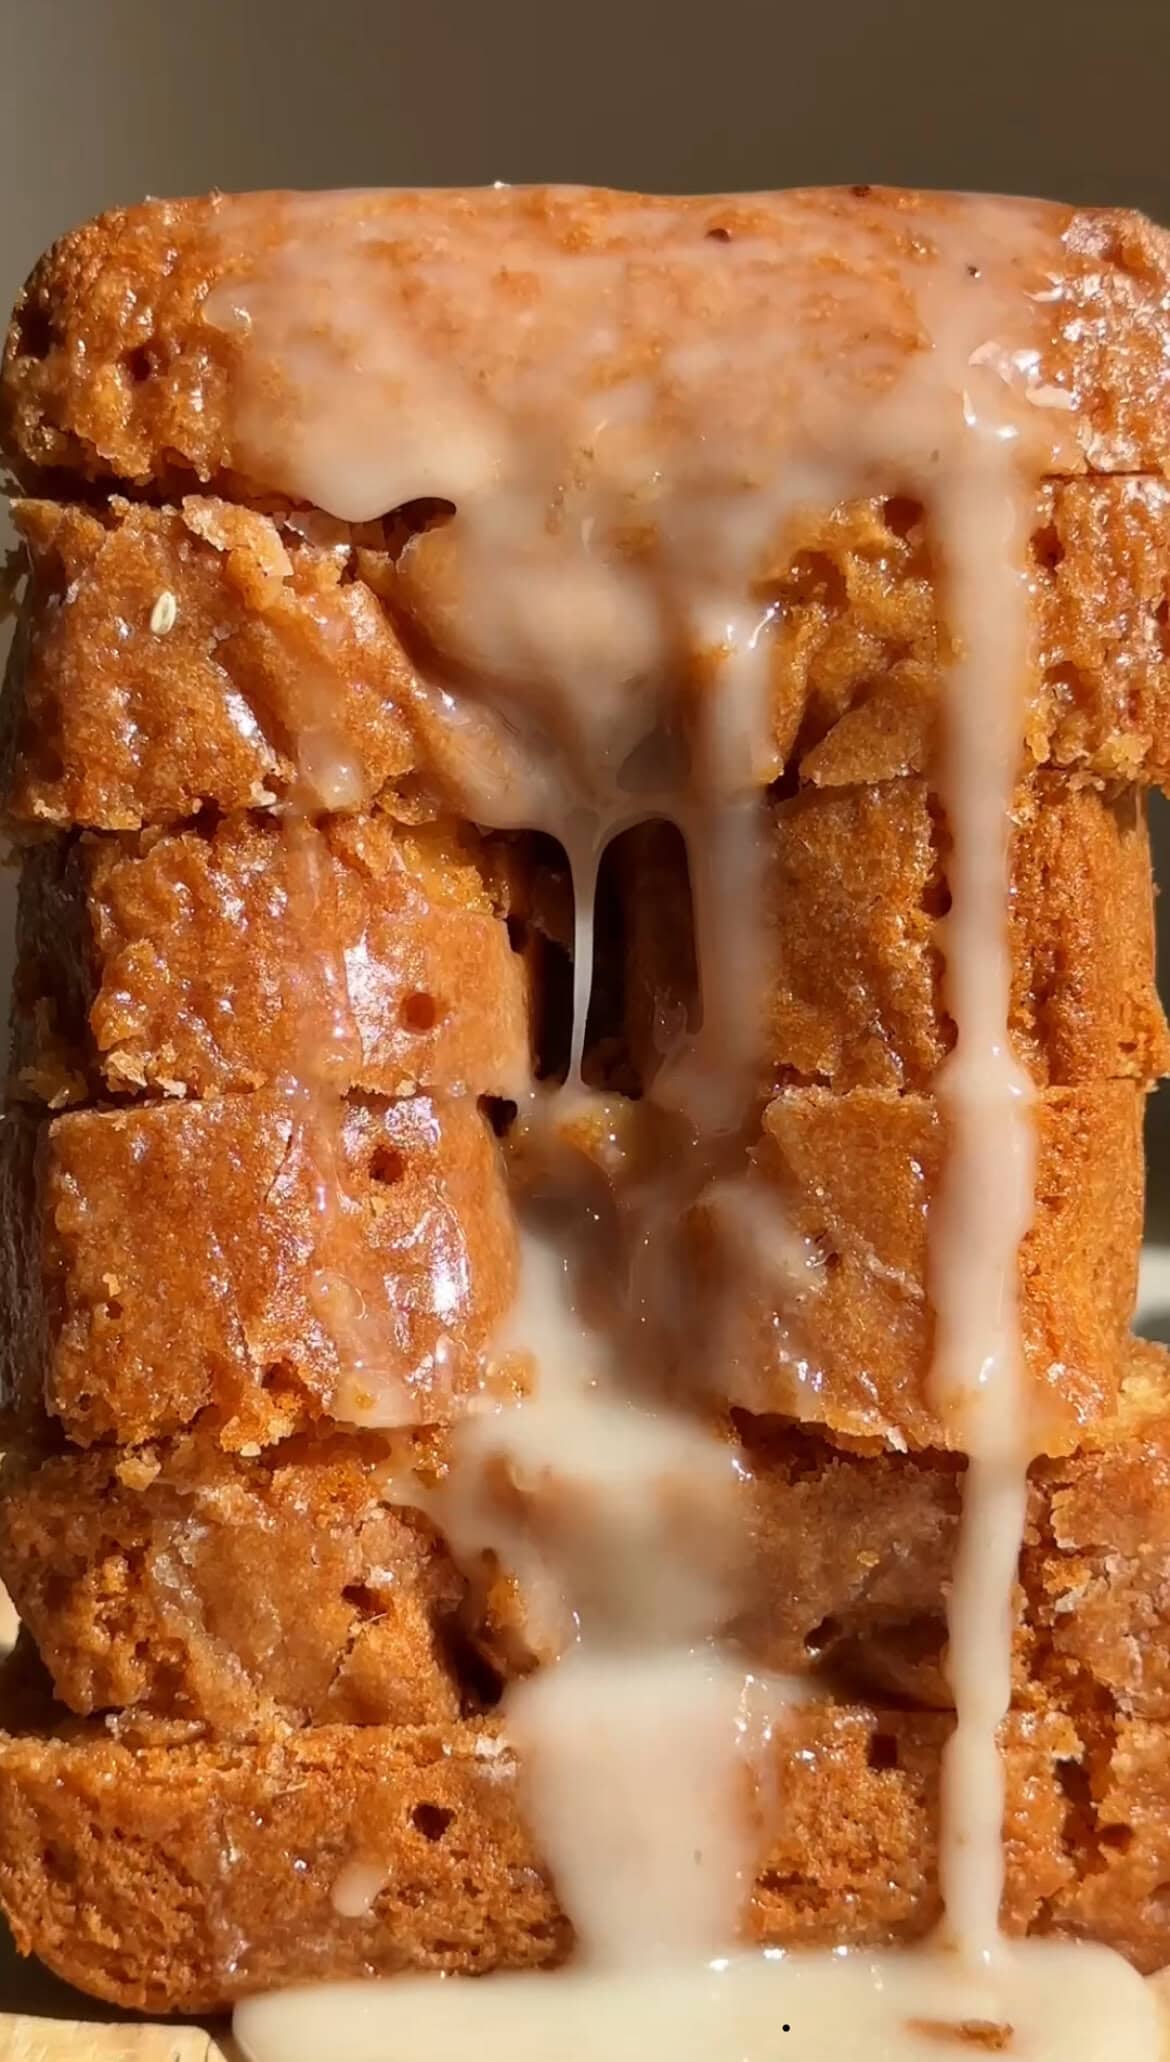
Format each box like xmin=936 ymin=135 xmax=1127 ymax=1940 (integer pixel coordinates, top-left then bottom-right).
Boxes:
xmin=206 ymin=187 xmax=1155 ymax=2061
xmin=565 ymin=818 xmax=600 ymax=1089
xmin=928 ymin=468 xmax=1038 ymax=1968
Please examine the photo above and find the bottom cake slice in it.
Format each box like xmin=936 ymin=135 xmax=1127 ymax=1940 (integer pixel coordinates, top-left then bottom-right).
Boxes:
xmin=0 ymin=1699 xmax=1165 ymax=2015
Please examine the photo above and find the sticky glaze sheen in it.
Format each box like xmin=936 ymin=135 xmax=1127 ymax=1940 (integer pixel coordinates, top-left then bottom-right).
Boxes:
xmin=207 ymin=187 xmax=1156 ymax=2060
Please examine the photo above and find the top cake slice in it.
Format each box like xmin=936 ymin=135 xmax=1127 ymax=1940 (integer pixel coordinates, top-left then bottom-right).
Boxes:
xmin=5 ymin=186 xmax=1170 ymax=496
xmin=6 ymin=188 xmax=1170 ymax=834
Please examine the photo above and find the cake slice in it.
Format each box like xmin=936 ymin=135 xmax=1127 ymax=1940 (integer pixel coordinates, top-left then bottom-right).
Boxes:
xmin=4 ymin=1697 xmax=1167 ymax=2016
xmin=1 ymin=497 xmax=423 ymax=831
xmin=0 ymin=1427 xmax=464 ymax=1730
xmin=624 ymin=776 xmax=1169 ymax=1096
xmin=11 ymin=774 xmax=1164 ymax=1109
xmin=680 ymin=1080 xmax=1144 ymax=1449
xmin=2 ymin=1340 xmax=1170 ymax=1733
xmin=0 ymin=1089 xmax=518 ymax=1448
xmin=9 ymin=482 xmax=1170 ymax=836
xmin=10 ymin=811 xmax=532 ymax=1105
xmin=0 ymin=1080 xmax=1143 ymax=1454
xmin=6 ymin=191 xmax=1170 ymax=487
xmin=741 ymin=1337 xmax=1170 ymax=1718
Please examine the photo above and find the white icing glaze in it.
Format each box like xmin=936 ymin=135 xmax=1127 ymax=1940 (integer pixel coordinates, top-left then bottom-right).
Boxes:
xmin=236 ymin=1940 xmax=1160 ymax=2061
xmin=508 ymin=1652 xmax=789 ymax=1968
xmin=436 ymin=1216 xmax=746 ymax=1654
xmin=330 ymin=1859 xmax=387 ymax=1922
xmin=924 ymin=374 xmax=1042 ymax=1969
xmin=211 ymin=187 xmax=1154 ymax=2059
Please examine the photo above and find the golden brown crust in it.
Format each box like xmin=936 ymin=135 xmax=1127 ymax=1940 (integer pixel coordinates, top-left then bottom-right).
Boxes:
xmin=760 ymin=481 xmax=1170 ymax=787
xmin=10 ymin=812 xmax=532 ymax=1106
xmin=7 ymin=1343 xmax=1170 ymax=1731
xmin=9 ymin=484 xmax=1170 ymax=839
xmin=625 ymin=778 xmax=1169 ymax=1095
xmin=1 ymin=1080 xmax=1138 ymax=1456
xmin=0 ymin=1704 xmax=1087 ymax=2014
xmin=742 ymin=1340 xmax=1170 ymax=1716
xmin=1 ymin=497 xmax=423 ymax=831
xmin=683 ymin=1082 xmax=1144 ymax=1450
xmin=0 ymin=1089 xmax=517 ymax=1449
xmin=1060 ymin=1715 xmax=1170 ymax=1971
xmin=5 ymin=188 xmax=1170 ymax=496
xmin=1025 ymin=1430 xmax=1170 ymax=1727
xmin=0 ymin=1428 xmax=467 ymax=1730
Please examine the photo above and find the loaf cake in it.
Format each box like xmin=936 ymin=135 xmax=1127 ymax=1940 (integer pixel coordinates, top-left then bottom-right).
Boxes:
xmin=1 ymin=185 xmax=1169 ymax=2051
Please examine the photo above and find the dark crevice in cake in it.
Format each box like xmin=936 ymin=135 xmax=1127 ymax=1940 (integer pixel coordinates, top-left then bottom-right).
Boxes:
xmin=379 ymin=499 xmax=457 ymax=560
xmin=479 ymin=1095 xmax=520 ymax=1140
xmin=612 ymin=817 xmax=697 ymax=1098
xmin=520 ymin=832 xmax=574 ymax=1086
xmin=579 ymin=830 xmax=639 ymax=1098
xmin=440 ymin=1609 xmax=509 ymax=1717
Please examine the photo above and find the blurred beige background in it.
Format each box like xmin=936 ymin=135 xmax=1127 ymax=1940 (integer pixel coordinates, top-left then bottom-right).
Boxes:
xmin=3 ymin=0 xmax=1170 ymax=271
xmin=1 ymin=0 xmax=1169 ymax=1199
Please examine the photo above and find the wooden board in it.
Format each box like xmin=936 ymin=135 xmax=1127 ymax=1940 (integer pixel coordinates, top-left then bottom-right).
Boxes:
xmin=0 ymin=1930 xmax=232 ymax=2059
xmin=0 ymin=2025 xmax=232 ymax=2060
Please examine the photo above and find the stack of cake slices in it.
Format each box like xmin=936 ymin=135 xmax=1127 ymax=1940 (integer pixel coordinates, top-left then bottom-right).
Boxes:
xmin=0 ymin=188 xmax=1169 ymax=2018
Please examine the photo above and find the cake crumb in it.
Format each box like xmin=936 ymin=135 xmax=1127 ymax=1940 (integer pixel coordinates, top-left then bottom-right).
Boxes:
xmin=149 ymin=589 xmax=178 ymax=635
